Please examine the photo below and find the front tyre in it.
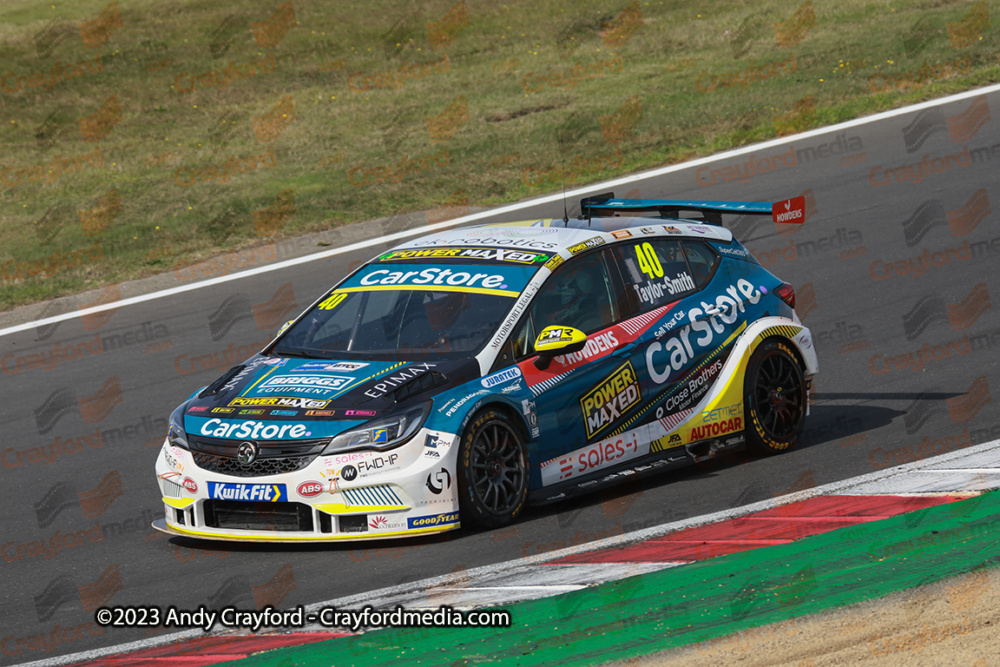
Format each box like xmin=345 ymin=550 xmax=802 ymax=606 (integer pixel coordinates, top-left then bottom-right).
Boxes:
xmin=744 ymin=339 xmax=806 ymax=455
xmin=458 ymin=409 xmax=528 ymax=529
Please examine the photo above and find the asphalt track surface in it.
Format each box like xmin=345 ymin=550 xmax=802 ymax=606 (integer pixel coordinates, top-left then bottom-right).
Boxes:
xmin=3 ymin=89 xmax=1000 ymax=665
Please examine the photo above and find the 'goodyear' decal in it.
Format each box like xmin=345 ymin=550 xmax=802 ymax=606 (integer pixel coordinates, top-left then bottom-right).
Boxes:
xmin=407 ymin=512 xmax=459 ymax=528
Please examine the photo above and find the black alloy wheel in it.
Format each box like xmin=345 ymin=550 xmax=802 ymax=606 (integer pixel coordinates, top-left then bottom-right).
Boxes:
xmin=744 ymin=339 xmax=807 ymax=454
xmin=458 ymin=409 xmax=529 ymax=528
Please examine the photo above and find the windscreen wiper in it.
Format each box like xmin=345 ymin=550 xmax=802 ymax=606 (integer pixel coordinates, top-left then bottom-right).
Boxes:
xmin=274 ymin=350 xmax=330 ymax=359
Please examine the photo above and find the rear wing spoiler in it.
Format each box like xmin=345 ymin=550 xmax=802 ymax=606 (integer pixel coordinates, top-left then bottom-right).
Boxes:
xmin=579 ymin=193 xmax=806 ymax=225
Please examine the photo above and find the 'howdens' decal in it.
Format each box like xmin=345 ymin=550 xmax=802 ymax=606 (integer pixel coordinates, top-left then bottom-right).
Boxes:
xmin=518 ymin=304 xmax=676 ymax=389
xmin=555 ymin=330 xmax=618 ymax=368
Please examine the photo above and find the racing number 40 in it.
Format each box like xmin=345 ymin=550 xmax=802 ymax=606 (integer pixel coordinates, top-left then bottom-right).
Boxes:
xmin=318 ymin=293 xmax=347 ymax=310
xmin=636 ymin=243 xmax=663 ymax=279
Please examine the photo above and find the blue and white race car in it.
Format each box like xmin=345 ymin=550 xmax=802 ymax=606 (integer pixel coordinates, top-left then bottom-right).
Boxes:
xmin=153 ymin=195 xmax=817 ymax=542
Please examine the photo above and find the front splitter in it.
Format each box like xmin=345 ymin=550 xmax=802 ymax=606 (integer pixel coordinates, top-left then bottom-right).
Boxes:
xmin=151 ymin=518 xmax=460 ymax=543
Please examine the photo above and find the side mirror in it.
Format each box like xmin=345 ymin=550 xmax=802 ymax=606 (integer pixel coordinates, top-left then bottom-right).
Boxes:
xmin=277 ymin=320 xmax=294 ymax=336
xmin=533 ymin=326 xmax=587 ymax=370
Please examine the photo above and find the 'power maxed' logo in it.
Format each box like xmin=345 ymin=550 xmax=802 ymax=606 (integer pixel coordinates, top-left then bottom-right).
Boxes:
xmin=208 ymin=482 xmax=286 ymax=502
xmin=407 ymin=512 xmax=459 ymax=529
xmin=567 ymin=236 xmax=606 ymax=255
xmin=580 ymin=362 xmax=641 ymax=439
xmin=378 ymin=247 xmax=547 ymax=264
xmin=228 ymin=396 xmax=330 ymax=409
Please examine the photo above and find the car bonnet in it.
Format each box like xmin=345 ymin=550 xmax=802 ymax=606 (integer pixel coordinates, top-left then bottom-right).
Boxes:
xmin=183 ymin=355 xmax=480 ymax=439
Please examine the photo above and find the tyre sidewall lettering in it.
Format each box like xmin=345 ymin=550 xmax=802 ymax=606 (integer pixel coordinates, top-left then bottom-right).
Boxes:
xmin=745 ymin=338 xmax=805 ymax=454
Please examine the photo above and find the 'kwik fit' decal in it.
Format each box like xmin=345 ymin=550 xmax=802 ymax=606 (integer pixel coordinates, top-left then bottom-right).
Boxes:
xmin=207 ymin=482 xmax=286 ymax=502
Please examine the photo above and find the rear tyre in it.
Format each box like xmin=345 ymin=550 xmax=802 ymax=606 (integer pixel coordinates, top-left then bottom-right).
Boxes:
xmin=744 ymin=339 xmax=806 ymax=455
xmin=457 ymin=409 xmax=529 ymax=529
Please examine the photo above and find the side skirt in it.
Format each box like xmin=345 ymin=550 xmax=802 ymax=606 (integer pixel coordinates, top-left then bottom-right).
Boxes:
xmin=528 ymin=434 xmax=746 ymax=505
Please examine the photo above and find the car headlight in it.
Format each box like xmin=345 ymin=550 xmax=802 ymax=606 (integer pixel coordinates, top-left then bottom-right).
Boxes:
xmin=321 ymin=402 xmax=429 ymax=455
xmin=167 ymin=403 xmax=189 ymax=449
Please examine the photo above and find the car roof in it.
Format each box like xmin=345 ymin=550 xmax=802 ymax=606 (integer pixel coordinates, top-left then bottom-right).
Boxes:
xmin=392 ymin=217 xmax=734 ymax=255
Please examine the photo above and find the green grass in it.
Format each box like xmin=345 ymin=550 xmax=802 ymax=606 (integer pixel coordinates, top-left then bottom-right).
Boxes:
xmin=1 ymin=0 xmax=997 ymax=309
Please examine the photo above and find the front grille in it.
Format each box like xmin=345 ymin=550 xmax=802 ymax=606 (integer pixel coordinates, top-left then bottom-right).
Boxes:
xmin=204 ymin=499 xmax=313 ymax=532
xmin=192 ymin=452 xmax=315 ymax=477
xmin=187 ymin=435 xmax=327 ymax=478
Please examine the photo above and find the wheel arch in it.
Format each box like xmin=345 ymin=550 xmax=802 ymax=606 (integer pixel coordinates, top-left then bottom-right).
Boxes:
xmin=459 ymin=397 xmax=530 ymax=440
xmin=735 ymin=317 xmax=818 ymax=378
xmin=455 ymin=399 xmax=531 ymax=529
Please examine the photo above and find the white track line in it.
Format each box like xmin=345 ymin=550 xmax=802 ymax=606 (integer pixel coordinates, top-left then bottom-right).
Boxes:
xmin=15 ymin=437 xmax=1000 ymax=667
xmin=3 ymin=82 xmax=1000 ymax=340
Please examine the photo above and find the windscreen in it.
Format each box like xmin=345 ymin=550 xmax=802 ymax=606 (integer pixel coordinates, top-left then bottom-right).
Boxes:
xmin=274 ymin=258 xmax=542 ymax=360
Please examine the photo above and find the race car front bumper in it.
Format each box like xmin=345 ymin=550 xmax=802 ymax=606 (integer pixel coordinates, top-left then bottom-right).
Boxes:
xmin=152 ymin=428 xmax=461 ymax=542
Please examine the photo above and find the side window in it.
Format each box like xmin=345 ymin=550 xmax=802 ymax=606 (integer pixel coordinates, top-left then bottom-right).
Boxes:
xmin=620 ymin=239 xmax=698 ymax=311
xmin=504 ymin=251 xmax=620 ymax=364
xmin=681 ymin=241 xmax=720 ymax=288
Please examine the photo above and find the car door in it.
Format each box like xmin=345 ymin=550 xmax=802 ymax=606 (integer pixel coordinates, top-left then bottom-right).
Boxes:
xmin=612 ymin=236 xmax=732 ymax=453
xmin=496 ymin=247 xmax=642 ymax=487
